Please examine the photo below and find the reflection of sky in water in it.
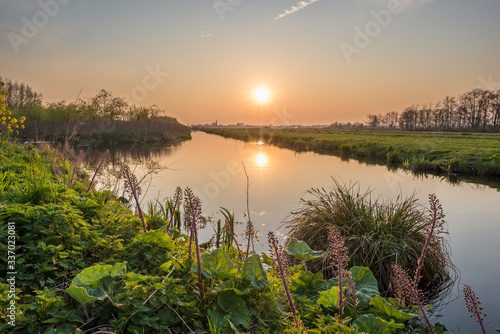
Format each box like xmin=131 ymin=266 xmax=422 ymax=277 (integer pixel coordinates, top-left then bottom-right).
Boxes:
xmin=84 ymin=131 xmax=500 ymax=333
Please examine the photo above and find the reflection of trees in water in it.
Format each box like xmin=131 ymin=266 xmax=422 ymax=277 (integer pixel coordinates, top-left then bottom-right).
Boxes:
xmin=82 ymin=142 xmax=183 ymax=198
xmin=84 ymin=142 xmax=182 ymax=165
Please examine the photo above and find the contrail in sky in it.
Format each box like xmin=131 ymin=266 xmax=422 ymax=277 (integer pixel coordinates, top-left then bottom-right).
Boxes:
xmin=274 ymin=0 xmax=322 ymax=21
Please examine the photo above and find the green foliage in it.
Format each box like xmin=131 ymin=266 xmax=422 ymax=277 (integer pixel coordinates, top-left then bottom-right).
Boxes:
xmin=369 ymin=295 xmax=418 ymax=321
xmin=353 ymin=314 xmax=404 ymax=334
xmin=217 ymin=290 xmax=251 ymax=328
xmin=349 ymin=266 xmax=380 ymax=310
xmin=317 ymin=286 xmax=341 ymax=309
xmin=287 ymin=237 xmax=326 ymax=262
xmin=133 ymin=231 xmax=173 ymax=249
xmin=199 ymin=248 xmax=237 ymax=280
xmin=241 ymin=254 xmax=270 ymax=291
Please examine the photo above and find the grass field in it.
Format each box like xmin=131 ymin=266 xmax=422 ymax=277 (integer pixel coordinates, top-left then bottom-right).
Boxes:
xmin=200 ymin=128 xmax=500 ymax=178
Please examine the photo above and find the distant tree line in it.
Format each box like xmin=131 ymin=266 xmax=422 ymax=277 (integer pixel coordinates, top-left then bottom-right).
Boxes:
xmin=365 ymin=88 xmax=500 ymax=132
xmin=0 ymin=77 xmax=176 ymax=123
xmin=0 ymin=77 xmax=189 ymax=143
xmin=0 ymin=77 xmax=43 ymax=109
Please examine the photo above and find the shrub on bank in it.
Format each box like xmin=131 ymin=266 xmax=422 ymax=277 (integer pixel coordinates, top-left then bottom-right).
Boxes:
xmin=284 ymin=180 xmax=456 ymax=298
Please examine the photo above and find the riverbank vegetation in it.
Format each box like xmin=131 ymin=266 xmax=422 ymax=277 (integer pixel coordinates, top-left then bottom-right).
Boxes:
xmin=200 ymin=128 xmax=500 ymax=178
xmin=0 ymin=77 xmax=190 ymax=144
xmin=0 ymin=139 xmax=425 ymax=333
xmin=0 ymin=136 xmax=490 ymax=333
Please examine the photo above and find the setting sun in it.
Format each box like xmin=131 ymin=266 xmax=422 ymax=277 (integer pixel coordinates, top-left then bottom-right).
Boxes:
xmin=253 ymin=87 xmax=271 ymax=104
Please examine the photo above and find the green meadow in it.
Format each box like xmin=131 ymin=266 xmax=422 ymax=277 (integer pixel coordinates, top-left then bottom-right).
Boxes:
xmin=201 ymin=128 xmax=500 ymax=178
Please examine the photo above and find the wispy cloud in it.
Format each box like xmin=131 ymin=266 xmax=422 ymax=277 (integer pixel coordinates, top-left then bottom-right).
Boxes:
xmin=274 ymin=0 xmax=322 ymax=21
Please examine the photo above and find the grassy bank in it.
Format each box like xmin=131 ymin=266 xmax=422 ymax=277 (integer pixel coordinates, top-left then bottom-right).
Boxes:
xmin=200 ymin=128 xmax=500 ymax=178
xmin=0 ymin=139 xmax=464 ymax=333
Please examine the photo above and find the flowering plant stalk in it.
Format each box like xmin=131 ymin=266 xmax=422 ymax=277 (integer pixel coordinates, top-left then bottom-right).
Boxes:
xmin=268 ymin=231 xmax=297 ymax=319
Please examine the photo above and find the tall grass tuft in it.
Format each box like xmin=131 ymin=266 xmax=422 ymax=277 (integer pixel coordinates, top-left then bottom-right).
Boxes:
xmin=284 ymin=179 xmax=454 ymax=296
xmin=217 ymin=207 xmax=239 ymax=250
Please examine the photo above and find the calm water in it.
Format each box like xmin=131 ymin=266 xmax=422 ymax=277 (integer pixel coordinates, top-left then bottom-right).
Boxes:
xmin=85 ymin=131 xmax=500 ymax=333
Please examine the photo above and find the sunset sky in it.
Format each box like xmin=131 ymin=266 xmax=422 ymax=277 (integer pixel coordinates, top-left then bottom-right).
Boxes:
xmin=1 ymin=0 xmax=499 ymax=125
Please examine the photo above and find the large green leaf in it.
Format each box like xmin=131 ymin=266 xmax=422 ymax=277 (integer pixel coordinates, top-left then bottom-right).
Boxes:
xmin=207 ymin=309 xmax=229 ymax=331
xmin=65 ymin=286 xmax=102 ymax=305
xmin=290 ymin=271 xmax=327 ymax=298
xmin=71 ymin=262 xmax=127 ymax=287
xmin=261 ymin=252 xmax=274 ymax=266
xmin=317 ymin=286 xmax=340 ymax=309
xmin=134 ymin=231 xmax=173 ymax=249
xmin=200 ymin=249 xmax=236 ymax=279
xmin=350 ymin=266 xmax=380 ymax=310
xmin=370 ymin=295 xmax=419 ymax=321
xmin=217 ymin=290 xmax=250 ymax=328
xmin=286 ymin=238 xmax=326 ymax=261
xmin=353 ymin=314 xmax=405 ymax=334
xmin=242 ymin=254 xmax=269 ymax=291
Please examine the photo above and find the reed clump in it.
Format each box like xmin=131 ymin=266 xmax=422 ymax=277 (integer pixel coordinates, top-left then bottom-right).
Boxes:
xmin=284 ymin=180 xmax=454 ymax=296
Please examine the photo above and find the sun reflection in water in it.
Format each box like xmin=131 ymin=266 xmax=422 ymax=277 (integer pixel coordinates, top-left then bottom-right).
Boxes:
xmin=255 ymin=152 xmax=268 ymax=167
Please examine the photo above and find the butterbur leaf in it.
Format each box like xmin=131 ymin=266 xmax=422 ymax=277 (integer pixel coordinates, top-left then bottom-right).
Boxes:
xmin=350 ymin=266 xmax=380 ymax=309
xmin=353 ymin=314 xmax=405 ymax=334
xmin=217 ymin=290 xmax=250 ymax=328
xmin=242 ymin=254 xmax=270 ymax=291
xmin=71 ymin=262 xmax=126 ymax=287
xmin=159 ymin=261 xmax=174 ymax=273
xmin=134 ymin=231 xmax=173 ymax=249
xmin=200 ymin=249 xmax=236 ymax=279
xmin=317 ymin=286 xmax=340 ymax=309
xmin=370 ymin=295 xmax=419 ymax=321
xmin=65 ymin=285 xmax=102 ymax=305
xmin=214 ymin=286 xmax=249 ymax=295
xmin=291 ymin=271 xmax=327 ymax=298
xmin=228 ymin=320 xmax=241 ymax=334
xmin=261 ymin=252 xmax=274 ymax=266
xmin=208 ymin=309 xmax=229 ymax=330
xmin=286 ymin=238 xmax=326 ymax=261
xmin=71 ymin=262 xmax=127 ymax=287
